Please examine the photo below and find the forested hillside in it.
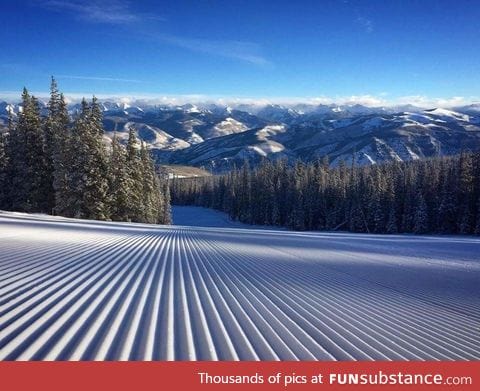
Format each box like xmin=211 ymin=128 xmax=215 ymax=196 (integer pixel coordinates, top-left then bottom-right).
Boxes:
xmin=171 ymin=153 xmax=480 ymax=234
xmin=0 ymin=79 xmax=171 ymax=224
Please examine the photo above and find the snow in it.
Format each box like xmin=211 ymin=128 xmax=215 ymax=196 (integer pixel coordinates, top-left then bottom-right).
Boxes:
xmin=360 ymin=152 xmax=376 ymax=164
xmin=0 ymin=208 xmax=479 ymax=360
xmin=426 ymin=108 xmax=470 ymax=122
xmin=182 ymin=104 xmax=201 ymax=113
xmin=405 ymin=145 xmax=421 ymax=160
xmin=256 ymin=125 xmax=287 ymax=138
xmin=209 ymin=118 xmax=247 ymax=138
xmin=187 ymin=132 xmax=204 ymax=144
xmin=181 ymin=119 xmax=204 ymax=132
xmin=5 ymin=104 xmax=16 ymax=116
xmin=173 ymin=206 xmax=254 ymax=228
xmin=250 ymin=141 xmax=285 ymax=156
xmin=114 ymin=123 xmax=190 ymax=151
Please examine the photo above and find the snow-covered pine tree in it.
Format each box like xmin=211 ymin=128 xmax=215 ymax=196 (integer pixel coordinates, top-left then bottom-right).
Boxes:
xmin=82 ymin=97 xmax=110 ymax=220
xmin=89 ymin=96 xmax=104 ymax=136
xmin=401 ymin=175 xmax=415 ymax=233
xmin=144 ymin=141 xmax=170 ymax=224
xmin=238 ymin=161 xmax=252 ymax=223
xmin=0 ymin=132 xmax=8 ymax=209
xmin=475 ymin=195 xmax=480 ymax=235
xmin=9 ymin=89 xmax=49 ymax=212
xmin=66 ymin=99 xmax=90 ymax=217
xmin=6 ymin=91 xmax=27 ymax=212
xmin=108 ymin=134 xmax=133 ymax=221
xmin=125 ymin=126 xmax=144 ymax=221
xmin=67 ymin=98 xmax=109 ymax=220
xmin=373 ymin=195 xmax=385 ymax=233
xmin=289 ymin=162 xmax=306 ymax=230
xmin=52 ymin=93 xmax=72 ymax=216
xmin=44 ymin=77 xmax=61 ymax=212
xmin=386 ymin=208 xmax=398 ymax=234
xmin=44 ymin=78 xmax=72 ymax=215
xmin=413 ymin=192 xmax=428 ymax=234
xmin=139 ymin=141 xmax=160 ymax=223
xmin=171 ymin=151 xmax=478 ymax=234
xmin=161 ymin=179 xmax=172 ymax=224
xmin=3 ymin=81 xmax=172 ymax=224
xmin=457 ymin=152 xmax=474 ymax=233
xmin=437 ymin=169 xmax=457 ymax=233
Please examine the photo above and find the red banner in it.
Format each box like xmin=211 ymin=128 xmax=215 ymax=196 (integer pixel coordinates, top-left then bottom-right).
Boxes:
xmin=0 ymin=361 xmax=477 ymax=391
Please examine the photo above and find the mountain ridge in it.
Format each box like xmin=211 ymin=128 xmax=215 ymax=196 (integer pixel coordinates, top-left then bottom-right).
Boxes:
xmin=1 ymin=100 xmax=479 ymax=171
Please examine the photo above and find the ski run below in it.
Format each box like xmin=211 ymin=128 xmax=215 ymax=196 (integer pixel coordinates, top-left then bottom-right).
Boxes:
xmin=0 ymin=206 xmax=479 ymax=361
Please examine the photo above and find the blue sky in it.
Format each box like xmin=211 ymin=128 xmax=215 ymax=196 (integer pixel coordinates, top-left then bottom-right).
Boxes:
xmin=1 ymin=0 xmax=479 ymax=106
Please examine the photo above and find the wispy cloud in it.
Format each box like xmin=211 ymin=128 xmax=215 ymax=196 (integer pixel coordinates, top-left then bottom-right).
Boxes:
xmin=356 ymin=16 xmax=374 ymax=33
xmin=156 ymin=34 xmax=271 ymax=67
xmin=37 ymin=0 xmax=269 ymax=66
xmin=395 ymin=95 xmax=472 ymax=108
xmin=57 ymin=74 xmax=143 ymax=83
xmin=41 ymin=0 xmax=164 ymax=24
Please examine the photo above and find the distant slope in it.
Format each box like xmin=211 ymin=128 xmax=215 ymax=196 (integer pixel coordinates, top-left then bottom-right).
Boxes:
xmin=172 ymin=206 xmax=251 ymax=227
xmin=160 ymin=165 xmax=212 ymax=178
xmin=2 ymin=100 xmax=480 ymax=170
xmin=167 ymin=110 xmax=480 ymax=169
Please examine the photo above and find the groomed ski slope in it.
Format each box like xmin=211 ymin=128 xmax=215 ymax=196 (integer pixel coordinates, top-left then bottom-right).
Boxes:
xmin=0 ymin=206 xmax=479 ymax=361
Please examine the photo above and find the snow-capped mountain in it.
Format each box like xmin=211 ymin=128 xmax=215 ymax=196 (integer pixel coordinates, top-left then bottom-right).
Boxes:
xmin=157 ymin=105 xmax=480 ymax=170
xmin=1 ymin=100 xmax=479 ymax=170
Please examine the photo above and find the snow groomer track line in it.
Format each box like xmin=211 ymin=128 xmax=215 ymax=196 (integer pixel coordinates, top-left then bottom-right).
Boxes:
xmin=0 ymin=208 xmax=479 ymax=361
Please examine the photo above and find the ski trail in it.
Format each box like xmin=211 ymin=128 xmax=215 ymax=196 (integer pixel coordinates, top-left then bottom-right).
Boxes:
xmin=0 ymin=209 xmax=479 ymax=361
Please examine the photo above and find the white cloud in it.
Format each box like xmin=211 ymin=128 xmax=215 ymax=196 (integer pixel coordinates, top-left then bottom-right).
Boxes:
xmin=37 ymin=1 xmax=268 ymax=66
xmin=394 ymin=95 xmax=475 ymax=108
xmin=41 ymin=0 xmax=164 ymax=24
xmin=153 ymin=34 xmax=271 ymax=67
xmin=1 ymin=90 xmax=478 ymax=109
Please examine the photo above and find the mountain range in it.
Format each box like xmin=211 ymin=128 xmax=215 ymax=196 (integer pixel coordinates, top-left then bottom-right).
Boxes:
xmin=1 ymin=100 xmax=480 ymax=171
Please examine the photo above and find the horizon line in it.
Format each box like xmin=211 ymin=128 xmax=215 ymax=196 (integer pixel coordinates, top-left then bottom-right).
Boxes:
xmin=0 ymin=90 xmax=478 ymax=109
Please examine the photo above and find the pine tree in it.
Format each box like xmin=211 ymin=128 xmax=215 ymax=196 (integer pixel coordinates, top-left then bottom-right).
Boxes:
xmin=139 ymin=142 xmax=161 ymax=223
xmin=9 ymin=89 xmax=49 ymax=212
xmin=125 ymin=127 xmax=144 ymax=221
xmin=0 ymin=132 xmax=8 ymax=209
xmin=89 ymin=96 xmax=104 ymax=136
xmin=238 ymin=161 xmax=252 ymax=223
xmin=52 ymin=93 xmax=72 ymax=216
xmin=68 ymin=98 xmax=109 ymax=219
xmin=170 ymin=153 xmax=478 ymax=234
xmin=6 ymin=90 xmax=27 ymax=211
xmin=43 ymin=78 xmax=72 ymax=215
xmin=44 ymin=76 xmax=61 ymax=211
xmin=3 ymin=81 xmax=172 ymax=224
xmin=475 ymin=196 xmax=480 ymax=235
xmin=373 ymin=196 xmax=385 ymax=233
xmin=386 ymin=208 xmax=398 ymax=234
xmin=161 ymin=179 xmax=172 ymax=224
xmin=66 ymin=99 xmax=88 ymax=217
xmin=413 ymin=192 xmax=428 ymax=234
xmin=437 ymin=170 xmax=457 ymax=233
xmin=458 ymin=152 xmax=474 ymax=233
xmin=108 ymin=134 xmax=132 ymax=221
xmin=82 ymin=98 xmax=110 ymax=220
xmin=289 ymin=162 xmax=306 ymax=230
